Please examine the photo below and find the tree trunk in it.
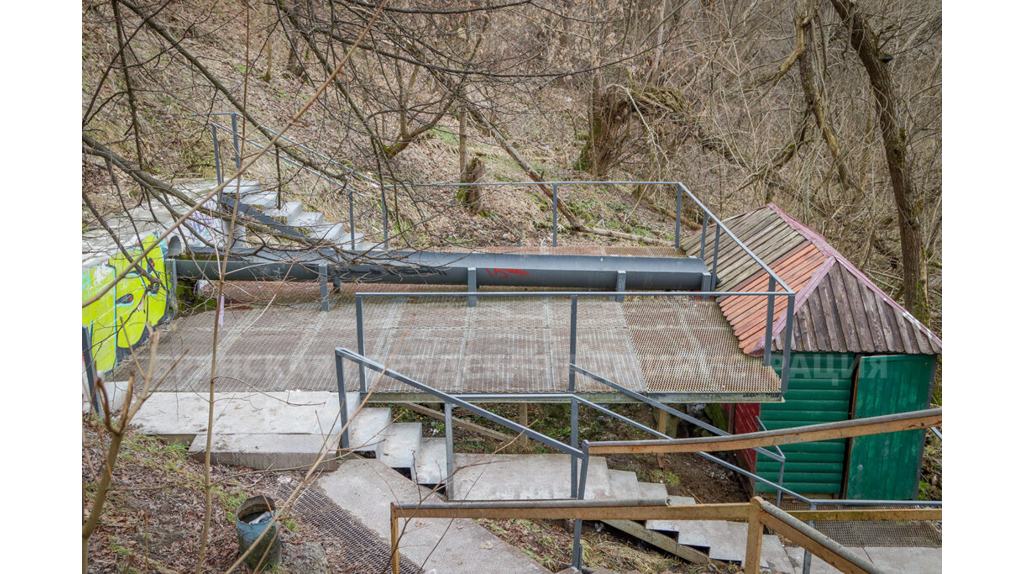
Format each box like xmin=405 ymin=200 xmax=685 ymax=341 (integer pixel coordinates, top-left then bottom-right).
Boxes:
xmin=459 ymin=103 xmax=467 ymax=175
xmin=829 ymin=0 xmax=929 ymax=324
xmin=458 ymin=156 xmax=486 ymax=214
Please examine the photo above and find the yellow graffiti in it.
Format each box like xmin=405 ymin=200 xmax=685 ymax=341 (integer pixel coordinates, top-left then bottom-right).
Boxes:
xmin=82 ymin=265 xmax=117 ymax=372
xmin=83 ymin=234 xmax=173 ymax=371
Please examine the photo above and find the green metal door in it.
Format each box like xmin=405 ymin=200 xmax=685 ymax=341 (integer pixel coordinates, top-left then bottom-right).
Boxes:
xmin=756 ymin=353 xmax=855 ymax=495
xmin=845 ymin=355 xmax=935 ymax=500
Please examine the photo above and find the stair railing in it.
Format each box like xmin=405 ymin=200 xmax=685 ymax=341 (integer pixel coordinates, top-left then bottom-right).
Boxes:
xmin=333 ymin=348 xmax=590 ymax=493
xmin=388 ymin=497 xmax=941 ymax=574
xmin=202 ymin=114 xmax=374 ymax=250
xmin=198 ymin=113 xmax=795 ymax=326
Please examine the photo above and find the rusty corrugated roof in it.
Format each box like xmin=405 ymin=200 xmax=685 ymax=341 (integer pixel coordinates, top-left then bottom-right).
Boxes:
xmin=683 ymin=203 xmax=942 ymax=356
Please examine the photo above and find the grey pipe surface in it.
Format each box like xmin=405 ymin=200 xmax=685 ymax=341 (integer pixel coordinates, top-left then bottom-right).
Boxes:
xmin=175 ymin=249 xmax=710 ymax=290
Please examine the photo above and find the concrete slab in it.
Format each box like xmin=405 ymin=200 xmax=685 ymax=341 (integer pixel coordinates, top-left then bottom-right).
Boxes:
xmin=704 ymin=521 xmax=749 ymax=562
xmin=377 ymin=423 xmax=422 ymax=478
xmin=861 ymin=547 xmax=941 ymax=574
xmin=742 ymin=535 xmax=794 ymax=573
xmin=283 ymin=391 xmax=391 ymax=453
xmin=133 ymin=392 xmax=386 ymax=442
xmin=188 ymin=432 xmax=339 ymax=471
xmin=263 ymin=201 xmax=302 ymax=223
xmin=450 ymin=454 xmax=613 ymax=501
xmin=291 ymin=211 xmax=324 ymax=227
xmin=318 ymin=457 xmax=547 ymax=574
xmin=785 ymin=546 xmax=874 ymax=574
xmin=415 ymin=437 xmax=449 ymax=485
xmin=348 ymin=408 xmax=393 ymax=453
xmin=637 ymin=481 xmax=670 ymax=504
xmin=607 ymin=470 xmax=641 ymax=500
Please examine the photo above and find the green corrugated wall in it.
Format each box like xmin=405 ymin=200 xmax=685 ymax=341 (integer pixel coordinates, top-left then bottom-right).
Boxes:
xmin=755 ymin=353 xmax=855 ymax=495
xmin=845 ymin=355 xmax=935 ymax=500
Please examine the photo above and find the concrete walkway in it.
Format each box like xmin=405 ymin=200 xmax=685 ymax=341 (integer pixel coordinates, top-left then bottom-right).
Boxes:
xmin=317 ymin=457 xmax=547 ymax=574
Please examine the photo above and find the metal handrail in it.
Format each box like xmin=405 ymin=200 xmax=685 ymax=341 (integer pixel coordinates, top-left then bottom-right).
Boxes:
xmin=201 ymin=112 xmax=379 ymax=185
xmin=208 ymin=119 xmax=366 ymax=195
xmin=206 ymin=119 xmax=370 ymax=250
xmin=757 ymin=415 xmax=787 ymax=507
xmin=335 ymin=348 xmax=582 ymax=458
xmin=569 ymin=364 xmax=814 ymax=503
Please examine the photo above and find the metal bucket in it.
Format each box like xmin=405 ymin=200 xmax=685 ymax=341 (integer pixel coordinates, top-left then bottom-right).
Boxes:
xmin=235 ymin=495 xmax=281 ymax=570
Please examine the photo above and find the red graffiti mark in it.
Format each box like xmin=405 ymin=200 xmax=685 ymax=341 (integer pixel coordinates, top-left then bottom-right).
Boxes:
xmin=485 ymin=268 xmax=529 ymax=279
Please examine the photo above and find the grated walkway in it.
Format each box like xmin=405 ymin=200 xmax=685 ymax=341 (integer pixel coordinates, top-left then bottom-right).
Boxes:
xmin=115 ymin=289 xmax=780 ymax=402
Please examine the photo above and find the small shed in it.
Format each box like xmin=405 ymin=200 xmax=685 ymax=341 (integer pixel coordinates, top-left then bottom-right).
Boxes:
xmin=682 ymin=204 xmax=941 ymax=500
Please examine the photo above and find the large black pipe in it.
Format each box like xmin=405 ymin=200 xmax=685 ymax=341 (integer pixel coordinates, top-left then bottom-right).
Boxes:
xmin=174 ymin=249 xmax=712 ymax=291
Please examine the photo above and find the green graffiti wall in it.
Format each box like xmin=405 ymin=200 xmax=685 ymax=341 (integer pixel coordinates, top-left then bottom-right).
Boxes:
xmin=82 ymin=234 xmax=174 ymax=373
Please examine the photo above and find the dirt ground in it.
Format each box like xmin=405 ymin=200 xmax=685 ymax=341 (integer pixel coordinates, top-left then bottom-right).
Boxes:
xmin=83 ymin=417 xmax=388 ymax=573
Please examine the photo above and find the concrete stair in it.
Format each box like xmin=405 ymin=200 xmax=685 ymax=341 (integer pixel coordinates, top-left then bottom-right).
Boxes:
xmin=82 ymin=179 xmax=369 ymax=270
xmin=133 ymin=392 xmax=809 ymax=571
xmin=644 ymin=495 xmax=794 ymax=572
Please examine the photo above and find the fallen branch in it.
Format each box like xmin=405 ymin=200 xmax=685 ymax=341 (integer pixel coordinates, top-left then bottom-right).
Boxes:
xmin=579 ymin=226 xmax=674 ymax=247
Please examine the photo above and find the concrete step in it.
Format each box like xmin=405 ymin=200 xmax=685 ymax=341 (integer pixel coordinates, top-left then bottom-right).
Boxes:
xmin=415 ymin=437 xmax=449 ymax=486
xmin=607 ymin=470 xmax=641 ymax=500
xmin=187 ymin=432 xmax=339 ymax=471
xmin=377 ymin=422 xmax=423 ymax=480
xmin=303 ymin=224 xmax=366 ymax=247
xmin=133 ymin=392 xmax=328 ymax=441
xmin=317 ymin=458 xmax=548 ymax=573
xmin=750 ymin=535 xmax=791 ymax=573
xmin=264 ymin=201 xmax=303 ymax=223
xmin=291 ymin=211 xmax=324 ymax=227
xmin=450 ymin=454 xmax=614 ymax=501
xmin=637 ymin=481 xmax=670 ymax=504
xmin=333 ymin=392 xmax=392 ymax=453
xmin=238 ymin=190 xmax=280 ymax=208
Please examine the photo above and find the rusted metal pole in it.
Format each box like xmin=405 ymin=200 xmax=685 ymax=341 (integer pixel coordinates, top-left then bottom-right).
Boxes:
xmin=390 ymin=503 xmax=400 ymax=574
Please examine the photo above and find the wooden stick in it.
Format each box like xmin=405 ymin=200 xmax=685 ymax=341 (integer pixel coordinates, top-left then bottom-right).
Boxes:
xmin=400 ymin=402 xmax=514 ymax=442
xmin=744 ymin=498 xmax=764 ymax=574
xmin=390 ymin=503 xmax=400 ymax=574
xmin=589 ymin=408 xmax=941 ymax=455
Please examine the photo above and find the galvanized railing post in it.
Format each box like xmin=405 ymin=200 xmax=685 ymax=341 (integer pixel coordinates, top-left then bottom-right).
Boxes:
xmin=319 ymin=263 xmax=330 ymax=312
xmin=230 ymin=112 xmax=241 ymax=173
xmin=356 ymin=296 xmax=367 ymax=394
xmin=336 ymin=353 xmax=350 ymax=450
xmin=570 ymin=397 xmax=579 ymax=498
xmin=675 ymin=183 xmax=683 ymax=249
xmin=711 ymin=224 xmax=721 ymax=289
xmin=572 ymin=441 xmax=590 ymax=570
xmin=381 ymin=182 xmax=389 ymax=250
xmin=212 ymin=125 xmax=223 ymax=185
xmin=552 ymin=183 xmax=559 ymax=247
xmin=699 ymin=209 xmax=708 ymax=259
xmin=782 ymin=294 xmax=794 ymax=393
xmin=445 ymin=401 xmax=455 ymax=498
xmin=349 ymin=191 xmax=356 ymax=250
xmin=777 ymin=457 xmax=786 ymax=508
xmin=764 ymin=277 xmax=776 ymax=366
xmin=802 ymin=502 xmax=816 ymax=574
xmin=467 ymin=267 xmax=477 ymax=308
xmin=568 ymin=295 xmax=578 ymax=392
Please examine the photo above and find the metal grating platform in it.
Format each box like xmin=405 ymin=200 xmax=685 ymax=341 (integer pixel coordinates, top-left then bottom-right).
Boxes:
xmin=115 ymin=288 xmax=781 ymax=402
xmin=780 ymin=501 xmax=942 ymax=548
xmin=275 ymin=483 xmax=422 ymax=573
